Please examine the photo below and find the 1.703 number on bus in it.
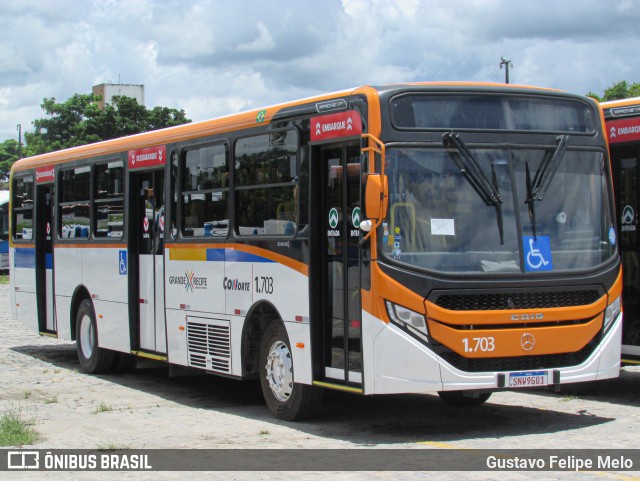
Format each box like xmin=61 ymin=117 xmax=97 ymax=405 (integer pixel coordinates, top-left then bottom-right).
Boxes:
xmin=462 ymin=337 xmax=496 ymax=353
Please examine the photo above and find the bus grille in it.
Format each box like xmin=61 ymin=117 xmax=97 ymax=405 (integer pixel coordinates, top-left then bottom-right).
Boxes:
xmin=186 ymin=320 xmax=231 ymax=374
xmin=433 ymin=289 xmax=600 ymax=311
xmin=437 ymin=338 xmax=598 ymax=373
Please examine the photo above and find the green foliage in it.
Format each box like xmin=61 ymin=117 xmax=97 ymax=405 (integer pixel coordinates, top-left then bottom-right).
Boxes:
xmin=22 ymin=93 xmax=191 ymax=157
xmin=587 ymin=80 xmax=640 ymax=102
xmin=0 ymin=139 xmax=20 ymax=182
xmin=0 ymin=410 xmax=38 ymax=447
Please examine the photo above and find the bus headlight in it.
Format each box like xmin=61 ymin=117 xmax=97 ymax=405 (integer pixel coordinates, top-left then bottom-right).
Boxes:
xmin=603 ymin=296 xmax=621 ymax=330
xmin=385 ymin=301 xmax=429 ymax=340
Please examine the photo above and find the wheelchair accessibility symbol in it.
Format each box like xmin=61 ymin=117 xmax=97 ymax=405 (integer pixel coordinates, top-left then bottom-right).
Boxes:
xmin=523 ymin=236 xmax=552 ymax=272
xmin=119 ymin=250 xmax=128 ymax=275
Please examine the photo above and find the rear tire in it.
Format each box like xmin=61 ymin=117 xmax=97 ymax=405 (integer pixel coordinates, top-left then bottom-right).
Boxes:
xmin=259 ymin=320 xmax=323 ymax=421
xmin=75 ymin=299 xmax=117 ymax=374
xmin=438 ymin=391 xmax=491 ymax=407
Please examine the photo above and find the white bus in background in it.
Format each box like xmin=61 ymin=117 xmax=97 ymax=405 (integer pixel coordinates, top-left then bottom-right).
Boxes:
xmin=0 ymin=190 xmax=9 ymax=270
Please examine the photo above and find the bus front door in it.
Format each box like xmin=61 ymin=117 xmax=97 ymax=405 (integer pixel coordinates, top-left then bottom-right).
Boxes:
xmin=134 ymin=170 xmax=167 ymax=354
xmin=319 ymin=143 xmax=363 ymax=387
xmin=35 ymin=184 xmax=55 ymax=334
xmin=617 ymin=152 xmax=640 ymax=359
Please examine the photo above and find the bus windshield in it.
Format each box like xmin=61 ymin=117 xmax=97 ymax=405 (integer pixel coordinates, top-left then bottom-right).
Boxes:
xmin=382 ymin=145 xmax=616 ymax=274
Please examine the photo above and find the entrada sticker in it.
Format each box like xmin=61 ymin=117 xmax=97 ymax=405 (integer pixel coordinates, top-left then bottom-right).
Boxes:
xmin=329 ymin=208 xmax=339 ymax=229
xmin=523 ymin=236 xmax=552 ymax=272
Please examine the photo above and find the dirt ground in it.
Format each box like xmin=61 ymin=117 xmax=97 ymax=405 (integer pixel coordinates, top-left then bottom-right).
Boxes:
xmin=1 ymin=283 xmax=639 ymax=480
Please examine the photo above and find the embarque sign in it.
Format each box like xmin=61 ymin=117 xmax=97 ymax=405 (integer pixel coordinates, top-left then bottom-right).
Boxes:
xmin=608 ymin=117 xmax=640 ymax=144
xmin=128 ymin=145 xmax=167 ymax=170
xmin=311 ymin=111 xmax=362 ymax=142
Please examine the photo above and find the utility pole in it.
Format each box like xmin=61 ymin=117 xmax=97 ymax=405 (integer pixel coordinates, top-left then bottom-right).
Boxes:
xmin=16 ymin=123 xmax=22 ymax=159
xmin=500 ymin=57 xmax=513 ymax=84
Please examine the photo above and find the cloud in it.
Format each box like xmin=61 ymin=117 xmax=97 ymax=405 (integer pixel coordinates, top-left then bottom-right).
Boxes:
xmin=2 ymin=0 xmax=640 ymax=141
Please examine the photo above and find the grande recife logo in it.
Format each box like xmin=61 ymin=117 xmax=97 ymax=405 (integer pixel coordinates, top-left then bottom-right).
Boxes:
xmin=128 ymin=145 xmax=167 ymax=169
xmin=311 ymin=111 xmax=362 ymax=142
xmin=168 ymin=270 xmax=208 ymax=292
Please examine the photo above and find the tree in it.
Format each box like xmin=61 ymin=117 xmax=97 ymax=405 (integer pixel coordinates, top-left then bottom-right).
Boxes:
xmin=23 ymin=93 xmax=191 ymax=157
xmin=0 ymin=139 xmax=20 ymax=184
xmin=587 ymin=80 xmax=640 ymax=102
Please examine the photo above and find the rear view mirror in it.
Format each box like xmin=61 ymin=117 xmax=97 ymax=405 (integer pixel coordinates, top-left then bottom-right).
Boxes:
xmin=365 ymin=173 xmax=388 ymax=221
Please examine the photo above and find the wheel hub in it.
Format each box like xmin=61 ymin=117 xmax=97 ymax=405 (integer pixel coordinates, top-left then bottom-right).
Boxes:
xmin=79 ymin=314 xmax=95 ymax=359
xmin=265 ymin=340 xmax=293 ymax=402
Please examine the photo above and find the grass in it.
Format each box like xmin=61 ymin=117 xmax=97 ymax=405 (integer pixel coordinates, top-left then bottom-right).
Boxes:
xmin=0 ymin=275 xmax=9 ymax=285
xmin=95 ymin=402 xmax=113 ymax=413
xmin=97 ymin=442 xmax=131 ymax=451
xmin=0 ymin=410 xmax=38 ymax=447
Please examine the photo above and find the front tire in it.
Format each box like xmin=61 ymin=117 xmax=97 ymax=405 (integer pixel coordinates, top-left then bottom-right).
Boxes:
xmin=75 ymin=299 xmax=117 ymax=374
xmin=259 ymin=320 xmax=322 ymax=421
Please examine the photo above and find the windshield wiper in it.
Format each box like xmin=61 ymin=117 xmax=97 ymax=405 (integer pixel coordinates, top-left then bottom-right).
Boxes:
xmin=525 ymin=135 xmax=569 ymax=240
xmin=442 ymin=131 xmax=504 ymax=244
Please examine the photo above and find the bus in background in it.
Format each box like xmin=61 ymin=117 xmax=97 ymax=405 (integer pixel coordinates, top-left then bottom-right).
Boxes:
xmin=0 ymin=190 xmax=9 ymax=270
xmin=10 ymin=83 xmax=622 ymax=420
xmin=602 ymin=97 xmax=640 ymax=365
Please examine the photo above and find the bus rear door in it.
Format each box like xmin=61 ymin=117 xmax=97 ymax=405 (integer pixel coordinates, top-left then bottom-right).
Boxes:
xmin=35 ymin=183 xmax=55 ymax=334
xmin=130 ymin=168 xmax=167 ymax=355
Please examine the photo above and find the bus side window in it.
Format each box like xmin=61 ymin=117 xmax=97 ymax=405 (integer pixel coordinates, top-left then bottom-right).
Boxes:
xmin=181 ymin=143 xmax=229 ymax=238
xmin=234 ymin=130 xmax=298 ymax=237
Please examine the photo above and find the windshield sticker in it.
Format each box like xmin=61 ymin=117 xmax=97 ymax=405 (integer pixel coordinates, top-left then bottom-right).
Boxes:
xmin=609 ymin=227 xmax=617 ymax=246
xmin=431 ymin=218 xmax=455 ymax=236
xmin=393 ymin=227 xmax=402 ymax=258
xmin=523 ymin=236 xmax=552 ymax=272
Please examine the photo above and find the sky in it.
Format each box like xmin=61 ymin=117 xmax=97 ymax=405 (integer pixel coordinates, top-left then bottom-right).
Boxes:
xmin=1 ymin=0 xmax=640 ymax=142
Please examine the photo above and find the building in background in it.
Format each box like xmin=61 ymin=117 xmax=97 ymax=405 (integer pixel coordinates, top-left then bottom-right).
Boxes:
xmin=92 ymin=83 xmax=145 ymax=110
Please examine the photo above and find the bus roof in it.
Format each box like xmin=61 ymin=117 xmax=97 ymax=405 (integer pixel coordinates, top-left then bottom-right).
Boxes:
xmin=600 ymin=96 xmax=640 ymax=108
xmin=11 ymin=81 xmax=568 ymax=175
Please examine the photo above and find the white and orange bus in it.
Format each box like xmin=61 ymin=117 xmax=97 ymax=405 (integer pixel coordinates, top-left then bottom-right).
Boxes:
xmin=602 ymin=97 xmax=640 ymax=365
xmin=10 ymin=82 xmax=622 ymax=420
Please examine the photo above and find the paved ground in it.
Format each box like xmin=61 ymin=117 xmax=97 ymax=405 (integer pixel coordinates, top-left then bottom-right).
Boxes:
xmin=0 ymin=283 xmax=639 ymax=480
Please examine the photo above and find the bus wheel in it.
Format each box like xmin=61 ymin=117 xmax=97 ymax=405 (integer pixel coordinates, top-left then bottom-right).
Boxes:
xmin=437 ymin=391 xmax=491 ymax=407
xmin=259 ymin=320 xmax=322 ymax=421
xmin=75 ymin=299 xmax=116 ymax=374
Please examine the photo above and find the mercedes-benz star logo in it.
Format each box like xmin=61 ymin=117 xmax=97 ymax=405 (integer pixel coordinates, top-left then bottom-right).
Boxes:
xmin=520 ymin=333 xmax=536 ymax=351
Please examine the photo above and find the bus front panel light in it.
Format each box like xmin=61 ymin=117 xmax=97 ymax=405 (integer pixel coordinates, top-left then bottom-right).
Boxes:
xmin=603 ymin=296 xmax=621 ymax=330
xmin=385 ymin=301 xmax=429 ymax=339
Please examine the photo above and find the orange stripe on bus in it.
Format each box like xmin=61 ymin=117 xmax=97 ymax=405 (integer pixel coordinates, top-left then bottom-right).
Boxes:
xmin=166 ymin=243 xmax=309 ymax=277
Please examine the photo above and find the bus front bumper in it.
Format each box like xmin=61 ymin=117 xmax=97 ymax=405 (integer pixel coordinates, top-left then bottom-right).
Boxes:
xmin=364 ymin=311 xmax=622 ymax=395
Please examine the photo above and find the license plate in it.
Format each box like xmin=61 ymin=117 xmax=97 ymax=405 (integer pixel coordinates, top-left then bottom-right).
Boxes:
xmin=508 ymin=370 xmax=548 ymax=388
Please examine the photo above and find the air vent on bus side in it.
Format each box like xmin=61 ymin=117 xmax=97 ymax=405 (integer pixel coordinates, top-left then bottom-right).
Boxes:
xmin=186 ymin=318 xmax=231 ymax=374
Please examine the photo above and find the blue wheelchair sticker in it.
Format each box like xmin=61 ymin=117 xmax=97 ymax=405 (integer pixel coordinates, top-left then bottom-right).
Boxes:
xmin=119 ymin=250 xmax=128 ymax=275
xmin=523 ymin=236 xmax=552 ymax=272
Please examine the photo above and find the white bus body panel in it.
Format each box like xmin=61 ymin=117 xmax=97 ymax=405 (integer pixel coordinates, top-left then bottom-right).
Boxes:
xmin=12 ymin=247 xmax=38 ymax=332
xmin=93 ymin=300 xmax=131 ymax=353
xmin=55 ymin=246 xmax=130 ymax=346
xmin=138 ymin=254 xmax=155 ymax=351
xmin=364 ymin=311 xmax=622 ymax=395
xmin=164 ymin=246 xmax=311 ymax=381
xmin=45 ymin=267 xmax=55 ymax=331
xmin=364 ymin=314 xmax=444 ymax=394
xmin=9 ymin=249 xmax=16 ymax=318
